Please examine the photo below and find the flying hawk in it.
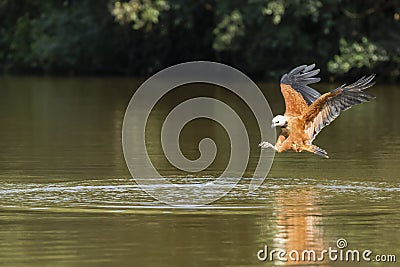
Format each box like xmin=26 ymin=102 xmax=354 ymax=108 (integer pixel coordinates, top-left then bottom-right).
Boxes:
xmin=259 ymin=64 xmax=375 ymax=158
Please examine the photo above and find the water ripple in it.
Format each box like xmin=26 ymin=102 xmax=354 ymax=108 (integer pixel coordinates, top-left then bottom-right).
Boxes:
xmin=0 ymin=177 xmax=398 ymax=213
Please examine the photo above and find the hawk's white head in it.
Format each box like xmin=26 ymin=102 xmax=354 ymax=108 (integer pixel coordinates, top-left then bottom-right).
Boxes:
xmin=271 ymin=115 xmax=288 ymax=128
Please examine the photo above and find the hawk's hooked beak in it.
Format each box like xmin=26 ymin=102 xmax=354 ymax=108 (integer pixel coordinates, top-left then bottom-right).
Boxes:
xmin=271 ymin=123 xmax=275 ymax=128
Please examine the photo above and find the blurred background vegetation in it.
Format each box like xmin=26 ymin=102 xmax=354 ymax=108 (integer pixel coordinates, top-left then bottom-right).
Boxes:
xmin=0 ymin=0 xmax=399 ymax=81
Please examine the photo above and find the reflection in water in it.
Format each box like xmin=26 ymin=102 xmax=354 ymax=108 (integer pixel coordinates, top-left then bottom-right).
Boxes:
xmin=274 ymin=188 xmax=325 ymax=266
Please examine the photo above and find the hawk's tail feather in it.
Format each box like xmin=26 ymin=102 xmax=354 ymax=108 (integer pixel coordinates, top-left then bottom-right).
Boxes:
xmin=313 ymin=146 xmax=329 ymax=158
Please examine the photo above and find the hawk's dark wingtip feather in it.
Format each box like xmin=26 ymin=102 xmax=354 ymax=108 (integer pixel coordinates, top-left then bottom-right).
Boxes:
xmin=328 ymin=74 xmax=376 ymax=113
xmin=343 ymin=74 xmax=376 ymax=91
xmin=280 ymin=64 xmax=322 ymax=105
xmin=280 ymin=64 xmax=320 ymax=84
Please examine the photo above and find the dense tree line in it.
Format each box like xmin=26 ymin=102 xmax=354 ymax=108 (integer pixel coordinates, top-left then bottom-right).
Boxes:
xmin=0 ymin=0 xmax=399 ymax=81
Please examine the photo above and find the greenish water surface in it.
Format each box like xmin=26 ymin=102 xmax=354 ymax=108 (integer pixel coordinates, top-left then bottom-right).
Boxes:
xmin=0 ymin=77 xmax=399 ymax=266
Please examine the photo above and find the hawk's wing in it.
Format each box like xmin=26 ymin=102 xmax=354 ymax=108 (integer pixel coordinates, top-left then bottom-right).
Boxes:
xmin=302 ymin=74 xmax=376 ymax=142
xmin=280 ymin=64 xmax=321 ymax=116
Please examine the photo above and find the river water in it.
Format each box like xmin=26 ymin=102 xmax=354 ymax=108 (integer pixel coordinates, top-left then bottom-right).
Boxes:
xmin=0 ymin=76 xmax=399 ymax=266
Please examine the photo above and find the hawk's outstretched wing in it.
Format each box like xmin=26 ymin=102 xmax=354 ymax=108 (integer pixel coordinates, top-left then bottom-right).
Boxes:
xmin=280 ymin=64 xmax=321 ymax=116
xmin=302 ymin=74 xmax=376 ymax=142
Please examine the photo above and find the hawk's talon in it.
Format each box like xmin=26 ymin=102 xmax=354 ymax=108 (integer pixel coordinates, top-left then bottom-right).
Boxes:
xmin=259 ymin=141 xmax=277 ymax=151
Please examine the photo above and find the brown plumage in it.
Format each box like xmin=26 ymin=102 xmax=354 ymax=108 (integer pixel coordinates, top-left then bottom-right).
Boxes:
xmin=259 ymin=64 xmax=376 ymax=158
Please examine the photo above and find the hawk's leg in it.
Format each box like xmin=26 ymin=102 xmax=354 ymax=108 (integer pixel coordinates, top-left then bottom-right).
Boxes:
xmin=259 ymin=141 xmax=277 ymax=151
xmin=259 ymin=135 xmax=288 ymax=152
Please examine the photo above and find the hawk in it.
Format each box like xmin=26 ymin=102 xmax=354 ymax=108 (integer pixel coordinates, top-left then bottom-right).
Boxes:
xmin=259 ymin=64 xmax=375 ymax=158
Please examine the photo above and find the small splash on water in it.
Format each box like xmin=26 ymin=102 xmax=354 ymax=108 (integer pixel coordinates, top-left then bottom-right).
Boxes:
xmin=0 ymin=177 xmax=398 ymax=213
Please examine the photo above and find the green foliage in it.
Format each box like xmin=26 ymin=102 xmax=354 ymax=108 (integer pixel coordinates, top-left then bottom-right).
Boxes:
xmin=112 ymin=0 xmax=170 ymax=30
xmin=0 ymin=0 xmax=399 ymax=81
xmin=212 ymin=10 xmax=244 ymax=51
xmin=261 ymin=0 xmax=285 ymax=25
xmin=328 ymin=37 xmax=389 ymax=74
